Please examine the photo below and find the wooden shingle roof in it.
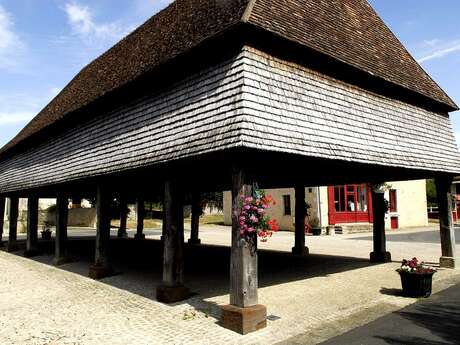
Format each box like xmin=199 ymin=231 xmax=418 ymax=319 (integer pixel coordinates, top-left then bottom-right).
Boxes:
xmin=2 ymin=0 xmax=456 ymax=156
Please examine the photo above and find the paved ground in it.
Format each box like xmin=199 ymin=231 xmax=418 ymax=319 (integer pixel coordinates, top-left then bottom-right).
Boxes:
xmin=0 ymin=225 xmax=459 ymax=345
xmin=320 ymin=280 xmax=460 ymax=345
xmin=353 ymin=227 xmax=460 ymax=244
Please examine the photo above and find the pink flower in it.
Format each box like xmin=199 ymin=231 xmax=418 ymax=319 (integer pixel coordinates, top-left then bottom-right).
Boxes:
xmin=244 ymin=205 xmax=251 ymax=210
xmin=248 ymin=227 xmax=255 ymax=233
xmin=250 ymin=215 xmax=258 ymax=223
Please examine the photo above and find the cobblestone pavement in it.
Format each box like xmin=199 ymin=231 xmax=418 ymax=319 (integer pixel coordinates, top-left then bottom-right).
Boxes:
xmin=1 ymin=226 xmax=459 ymax=345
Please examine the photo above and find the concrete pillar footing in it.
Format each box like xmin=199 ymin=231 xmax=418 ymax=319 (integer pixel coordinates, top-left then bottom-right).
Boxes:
xmin=24 ymin=249 xmax=40 ymax=258
xmin=89 ymin=264 xmax=115 ymax=279
xmin=188 ymin=238 xmax=201 ymax=245
xmin=291 ymin=246 xmax=309 ymax=256
xmin=6 ymin=243 xmax=19 ymax=253
xmin=53 ymin=256 xmax=72 ymax=266
xmin=134 ymin=233 xmax=145 ymax=240
xmin=370 ymin=251 xmax=392 ymax=263
xmin=221 ymin=304 xmax=267 ymax=335
xmin=440 ymin=256 xmax=459 ymax=269
xmin=156 ymin=285 xmax=190 ymax=303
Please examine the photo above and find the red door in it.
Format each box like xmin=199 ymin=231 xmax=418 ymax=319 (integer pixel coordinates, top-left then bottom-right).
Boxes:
xmin=328 ymin=184 xmax=373 ymax=225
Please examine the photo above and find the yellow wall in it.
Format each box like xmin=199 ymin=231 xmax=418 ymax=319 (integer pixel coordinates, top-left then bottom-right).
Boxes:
xmin=224 ymin=180 xmax=428 ymax=230
xmin=384 ymin=179 xmax=428 ymax=229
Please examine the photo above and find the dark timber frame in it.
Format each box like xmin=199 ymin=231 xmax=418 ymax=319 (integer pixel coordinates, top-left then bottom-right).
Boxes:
xmin=89 ymin=185 xmax=114 ymax=279
xmin=24 ymin=196 xmax=40 ymax=257
xmin=370 ymin=184 xmax=392 ymax=263
xmin=134 ymin=197 xmax=145 ymax=240
xmin=7 ymin=197 xmax=19 ymax=252
xmin=0 ymin=197 xmax=5 ymax=247
xmin=0 ymin=2 xmax=458 ymax=334
xmin=54 ymin=193 xmax=70 ymax=266
xmin=436 ymin=176 xmax=458 ymax=268
xmin=188 ymin=192 xmax=201 ymax=245
xmin=292 ymin=185 xmax=308 ymax=256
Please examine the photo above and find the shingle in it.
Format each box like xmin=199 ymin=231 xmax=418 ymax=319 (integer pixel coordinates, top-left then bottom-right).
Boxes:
xmin=1 ymin=0 xmax=457 ymax=160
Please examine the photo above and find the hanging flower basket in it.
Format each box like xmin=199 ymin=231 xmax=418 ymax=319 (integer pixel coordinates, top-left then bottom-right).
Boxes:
xmin=239 ymin=188 xmax=279 ymax=243
xmin=396 ymin=258 xmax=436 ymax=298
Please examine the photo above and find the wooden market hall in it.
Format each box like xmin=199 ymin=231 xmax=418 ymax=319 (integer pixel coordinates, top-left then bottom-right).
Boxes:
xmin=1 ymin=0 xmax=459 ymax=335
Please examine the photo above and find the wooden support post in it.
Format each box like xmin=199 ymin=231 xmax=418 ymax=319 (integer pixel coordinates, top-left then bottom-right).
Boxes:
xmin=24 ymin=196 xmax=40 ymax=257
xmin=134 ymin=197 xmax=145 ymax=240
xmin=156 ymin=179 xmax=190 ymax=303
xmin=436 ymin=176 xmax=458 ymax=268
xmin=89 ymin=186 xmax=114 ymax=279
xmin=370 ymin=184 xmax=391 ymax=263
xmin=188 ymin=192 xmax=201 ymax=245
xmin=117 ymin=197 xmax=128 ymax=238
xmin=292 ymin=185 xmax=309 ymax=256
xmin=54 ymin=194 xmax=70 ymax=265
xmin=0 ymin=197 xmax=5 ymax=247
xmin=221 ymin=167 xmax=266 ymax=335
xmin=7 ymin=197 xmax=19 ymax=252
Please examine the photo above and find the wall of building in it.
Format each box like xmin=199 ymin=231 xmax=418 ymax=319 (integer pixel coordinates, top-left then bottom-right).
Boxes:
xmin=384 ymin=179 xmax=428 ymax=229
xmin=223 ymin=187 xmax=321 ymax=232
xmin=223 ymin=180 xmax=428 ymax=231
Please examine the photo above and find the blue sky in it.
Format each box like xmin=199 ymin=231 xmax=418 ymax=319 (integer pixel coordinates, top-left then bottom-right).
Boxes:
xmin=0 ymin=0 xmax=459 ymax=148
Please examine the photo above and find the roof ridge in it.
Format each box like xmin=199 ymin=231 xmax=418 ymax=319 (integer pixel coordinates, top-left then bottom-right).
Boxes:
xmin=241 ymin=0 xmax=257 ymax=22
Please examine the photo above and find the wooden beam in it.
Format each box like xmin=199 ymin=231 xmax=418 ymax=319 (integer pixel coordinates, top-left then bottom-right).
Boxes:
xmin=134 ymin=197 xmax=145 ymax=239
xmin=222 ymin=166 xmax=266 ymax=334
xmin=436 ymin=176 xmax=458 ymax=268
xmin=89 ymin=185 xmax=114 ymax=279
xmin=7 ymin=197 xmax=19 ymax=252
xmin=0 ymin=197 xmax=5 ymax=247
xmin=156 ymin=179 xmax=190 ymax=303
xmin=24 ymin=196 xmax=40 ymax=257
xmin=117 ymin=196 xmax=128 ymax=238
xmin=229 ymin=167 xmax=258 ymax=307
xmin=370 ymin=184 xmax=391 ymax=263
xmin=188 ymin=192 xmax=201 ymax=245
xmin=292 ymin=185 xmax=308 ymax=255
xmin=54 ymin=194 xmax=70 ymax=265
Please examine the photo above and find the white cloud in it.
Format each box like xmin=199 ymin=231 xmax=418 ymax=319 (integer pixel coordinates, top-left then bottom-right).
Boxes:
xmin=0 ymin=111 xmax=35 ymax=125
xmin=64 ymin=2 xmax=128 ymax=44
xmin=0 ymin=87 xmax=62 ymax=127
xmin=417 ymin=39 xmax=460 ymax=63
xmin=0 ymin=5 xmax=26 ymax=71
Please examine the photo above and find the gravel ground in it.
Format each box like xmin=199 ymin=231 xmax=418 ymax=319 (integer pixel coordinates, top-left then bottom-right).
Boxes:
xmin=0 ymin=225 xmax=459 ymax=345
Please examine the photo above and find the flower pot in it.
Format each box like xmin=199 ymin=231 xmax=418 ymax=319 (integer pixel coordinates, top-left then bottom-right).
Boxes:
xmin=399 ymin=271 xmax=434 ymax=298
xmin=312 ymin=228 xmax=322 ymax=236
xmin=41 ymin=231 xmax=52 ymax=240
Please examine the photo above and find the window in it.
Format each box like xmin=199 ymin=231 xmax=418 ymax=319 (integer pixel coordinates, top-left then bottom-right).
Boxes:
xmin=389 ymin=189 xmax=397 ymax=212
xmin=283 ymin=195 xmax=291 ymax=215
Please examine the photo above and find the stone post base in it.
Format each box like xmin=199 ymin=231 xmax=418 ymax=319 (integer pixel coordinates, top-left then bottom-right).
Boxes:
xmin=291 ymin=246 xmax=309 ymax=256
xmin=156 ymin=285 xmax=190 ymax=303
xmin=326 ymin=226 xmax=336 ymax=236
xmin=370 ymin=251 xmax=392 ymax=263
xmin=89 ymin=264 xmax=115 ymax=279
xmin=188 ymin=238 xmax=201 ymax=245
xmin=6 ymin=242 xmax=19 ymax=253
xmin=117 ymin=231 xmax=128 ymax=239
xmin=440 ymin=256 xmax=459 ymax=269
xmin=53 ymin=256 xmax=72 ymax=266
xmin=134 ymin=233 xmax=145 ymax=240
xmin=24 ymin=249 xmax=40 ymax=258
xmin=221 ymin=304 xmax=267 ymax=335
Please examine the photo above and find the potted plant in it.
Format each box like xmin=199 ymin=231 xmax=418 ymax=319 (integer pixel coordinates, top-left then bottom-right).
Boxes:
xmin=239 ymin=188 xmax=279 ymax=244
xmin=309 ymin=216 xmax=321 ymax=236
xmin=396 ymin=258 xmax=437 ymax=298
xmin=41 ymin=221 xmax=52 ymax=240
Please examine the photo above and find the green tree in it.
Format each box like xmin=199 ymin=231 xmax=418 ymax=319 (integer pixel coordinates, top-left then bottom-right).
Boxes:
xmin=426 ymin=179 xmax=437 ymax=207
